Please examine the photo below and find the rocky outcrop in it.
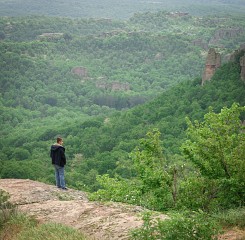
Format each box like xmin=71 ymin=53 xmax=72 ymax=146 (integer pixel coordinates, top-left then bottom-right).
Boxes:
xmin=240 ymin=55 xmax=245 ymax=81
xmin=203 ymin=45 xmax=245 ymax=84
xmin=239 ymin=45 xmax=245 ymax=81
xmin=228 ymin=44 xmax=245 ymax=62
xmin=209 ymin=28 xmax=243 ymax=46
xmin=228 ymin=44 xmax=245 ymax=81
xmin=38 ymin=33 xmax=64 ymax=41
xmin=0 ymin=179 xmax=168 ymax=240
xmin=71 ymin=67 xmax=88 ymax=78
xmin=202 ymin=48 xmax=221 ymax=85
xmin=229 ymin=50 xmax=240 ymax=62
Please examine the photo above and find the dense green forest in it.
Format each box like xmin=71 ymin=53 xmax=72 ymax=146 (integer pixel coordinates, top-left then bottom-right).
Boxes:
xmin=1 ymin=12 xmax=245 ymax=111
xmin=0 ymin=5 xmax=245 ymax=238
xmin=0 ymin=10 xmax=245 ymax=190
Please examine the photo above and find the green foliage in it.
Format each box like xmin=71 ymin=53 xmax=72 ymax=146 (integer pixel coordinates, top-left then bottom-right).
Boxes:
xmin=184 ymin=103 xmax=245 ymax=178
xmin=1 ymin=12 xmax=245 ymax=114
xmin=91 ymin=130 xmax=175 ymax=211
xmin=90 ymin=104 xmax=245 ymax=213
xmin=0 ymin=189 xmax=16 ymax=231
xmin=89 ymin=174 xmax=141 ymax=204
xmin=0 ymin=160 xmax=53 ymax=181
xmin=0 ymin=11 xmax=245 ymax=211
xmin=131 ymin=211 xmax=221 ymax=240
xmin=17 ymin=222 xmax=88 ymax=240
xmin=182 ymin=103 xmax=245 ymax=209
xmin=0 ymin=6 xmax=245 ymax=239
xmin=214 ymin=208 xmax=245 ymax=229
xmin=0 ymin=212 xmax=88 ymax=240
xmin=130 ymin=129 xmax=174 ymax=210
xmin=177 ymin=177 xmax=219 ymax=211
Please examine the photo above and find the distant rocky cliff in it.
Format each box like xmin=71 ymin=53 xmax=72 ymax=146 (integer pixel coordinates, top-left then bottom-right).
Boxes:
xmin=231 ymin=44 xmax=245 ymax=82
xmin=202 ymin=45 xmax=245 ymax=85
xmin=202 ymin=48 xmax=221 ymax=85
xmin=209 ymin=28 xmax=243 ymax=46
xmin=240 ymin=55 xmax=245 ymax=81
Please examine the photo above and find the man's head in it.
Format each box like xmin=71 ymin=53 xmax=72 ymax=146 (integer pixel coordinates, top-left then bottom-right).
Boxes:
xmin=57 ymin=137 xmax=63 ymax=145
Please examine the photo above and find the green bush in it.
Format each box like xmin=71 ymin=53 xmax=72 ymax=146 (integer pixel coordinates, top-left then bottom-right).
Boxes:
xmin=0 ymin=189 xmax=16 ymax=229
xmin=131 ymin=211 xmax=221 ymax=240
xmin=89 ymin=174 xmax=142 ymax=205
xmin=177 ymin=177 xmax=220 ymax=211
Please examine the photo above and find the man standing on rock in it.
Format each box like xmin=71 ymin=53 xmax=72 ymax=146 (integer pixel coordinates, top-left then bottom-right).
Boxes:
xmin=50 ymin=137 xmax=67 ymax=190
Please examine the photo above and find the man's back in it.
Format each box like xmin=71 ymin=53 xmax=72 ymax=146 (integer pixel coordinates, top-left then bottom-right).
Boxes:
xmin=50 ymin=143 xmax=66 ymax=167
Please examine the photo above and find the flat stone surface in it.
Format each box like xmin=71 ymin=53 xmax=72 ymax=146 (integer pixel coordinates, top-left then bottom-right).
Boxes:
xmin=0 ymin=179 xmax=161 ymax=240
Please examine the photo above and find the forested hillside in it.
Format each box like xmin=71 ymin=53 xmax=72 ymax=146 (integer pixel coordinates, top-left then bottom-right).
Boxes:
xmin=1 ymin=12 xmax=245 ymax=111
xmin=1 ymin=51 xmax=244 ymax=189
xmin=1 ymin=4 xmax=245 ymax=238
xmin=1 ymin=47 xmax=245 ymax=239
xmin=1 ymin=11 xmax=245 ymax=185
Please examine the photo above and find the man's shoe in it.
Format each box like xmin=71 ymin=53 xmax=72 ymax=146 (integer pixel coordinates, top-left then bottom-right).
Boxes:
xmin=61 ymin=187 xmax=68 ymax=190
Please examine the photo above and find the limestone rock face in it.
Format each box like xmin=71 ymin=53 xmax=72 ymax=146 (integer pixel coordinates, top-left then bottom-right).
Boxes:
xmin=209 ymin=28 xmax=243 ymax=46
xmin=228 ymin=44 xmax=245 ymax=81
xmin=202 ymin=48 xmax=221 ymax=85
xmin=229 ymin=44 xmax=245 ymax=62
xmin=229 ymin=50 xmax=239 ymax=62
xmin=240 ymin=55 xmax=245 ymax=81
xmin=238 ymin=43 xmax=245 ymax=51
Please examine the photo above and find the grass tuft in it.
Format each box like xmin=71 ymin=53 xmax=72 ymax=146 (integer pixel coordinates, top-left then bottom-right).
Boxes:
xmin=0 ymin=212 xmax=90 ymax=240
xmin=214 ymin=208 xmax=245 ymax=228
xmin=16 ymin=222 xmax=88 ymax=240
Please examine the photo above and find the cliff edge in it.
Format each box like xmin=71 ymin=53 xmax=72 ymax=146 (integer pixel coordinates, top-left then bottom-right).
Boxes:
xmin=1 ymin=179 xmax=244 ymax=240
xmin=0 ymin=179 xmax=154 ymax=240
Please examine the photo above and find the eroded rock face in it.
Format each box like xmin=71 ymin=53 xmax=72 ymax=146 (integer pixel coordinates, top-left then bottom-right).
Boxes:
xmin=202 ymin=48 xmax=221 ymax=85
xmin=209 ymin=28 xmax=243 ymax=46
xmin=0 ymin=179 xmax=168 ymax=240
xmin=229 ymin=44 xmax=245 ymax=82
xmin=71 ymin=67 xmax=88 ymax=78
xmin=240 ymin=55 xmax=245 ymax=81
xmin=240 ymin=43 xmax=245 ymax=51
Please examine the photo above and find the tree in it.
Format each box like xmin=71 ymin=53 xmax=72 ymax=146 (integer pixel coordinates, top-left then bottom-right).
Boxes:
xmin=90 ymin=129 xmax=177 ymax=210
xmin=130 ymin=129 xmax=178 ymax=210
xmin=182 ymin=103 xmax=245 ymax=208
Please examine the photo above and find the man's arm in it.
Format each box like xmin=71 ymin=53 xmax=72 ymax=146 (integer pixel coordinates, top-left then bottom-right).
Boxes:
xmin=61 ymin=148 xmax=66 ymax=165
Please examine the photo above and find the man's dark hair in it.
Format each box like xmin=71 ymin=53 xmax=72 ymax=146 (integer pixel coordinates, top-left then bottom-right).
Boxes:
xmin=57 ymin=137 xmax=63 ymax=143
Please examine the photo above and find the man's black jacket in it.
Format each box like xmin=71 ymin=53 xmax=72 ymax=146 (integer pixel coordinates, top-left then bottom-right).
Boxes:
xmin=50 ymin=144 xmax=66 ymax=167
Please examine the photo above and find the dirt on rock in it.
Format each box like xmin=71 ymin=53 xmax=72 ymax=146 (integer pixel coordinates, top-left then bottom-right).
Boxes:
xmin=0 ymin=179 xmax=164 ymax=240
